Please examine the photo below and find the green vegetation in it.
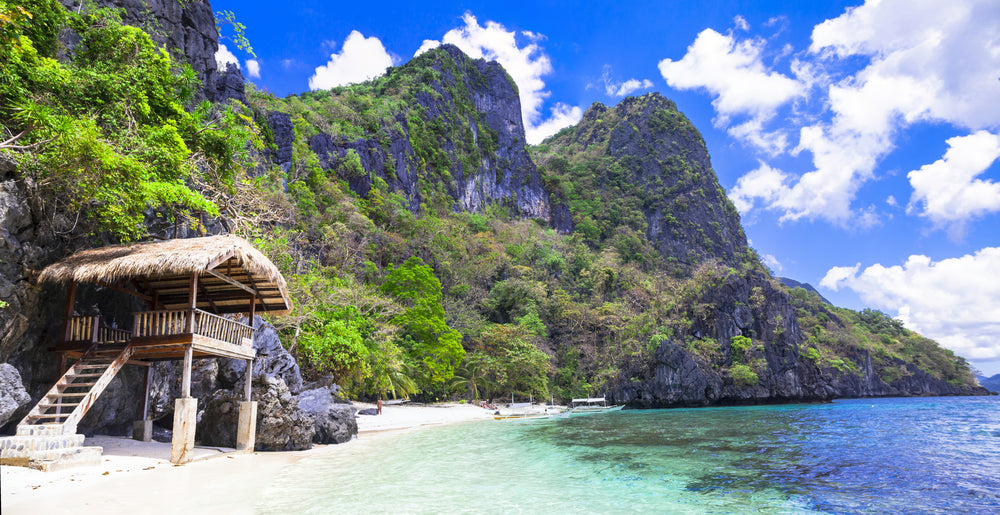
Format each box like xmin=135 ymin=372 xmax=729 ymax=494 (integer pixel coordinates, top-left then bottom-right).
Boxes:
xmin=786 ymin=287 xmax=974 ymax=386
xmin=1 ymin=1 xmax=259 ymax=239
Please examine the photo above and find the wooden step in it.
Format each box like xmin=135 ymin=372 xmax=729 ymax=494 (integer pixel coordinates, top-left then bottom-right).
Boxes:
xmin=38 ymin=403 xmax=80 ymax=409
xmin=27 ymin=414 xmax=70 ymax=420
xmin=47 ymin=392 xmax=88 ymax=398
xmin=75 ymin=364 xmax=110 ymax=369
xmin=58 ymin=382 xmax=98 ymax=388
xmin=66 ymin=373 xmax=103 ymax=378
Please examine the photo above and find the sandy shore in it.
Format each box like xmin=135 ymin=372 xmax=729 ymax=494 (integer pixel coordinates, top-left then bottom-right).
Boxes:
xmin=1 ymin=402 xmax=507 ymax=514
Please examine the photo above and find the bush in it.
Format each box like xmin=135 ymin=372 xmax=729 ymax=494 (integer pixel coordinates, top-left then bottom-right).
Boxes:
xmin=730 ymin=363 xmax=758 ymax=386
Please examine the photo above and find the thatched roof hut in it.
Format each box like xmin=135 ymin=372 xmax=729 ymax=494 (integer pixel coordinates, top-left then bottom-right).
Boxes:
xmin=39 ymin=235 xmax=292 ymax=315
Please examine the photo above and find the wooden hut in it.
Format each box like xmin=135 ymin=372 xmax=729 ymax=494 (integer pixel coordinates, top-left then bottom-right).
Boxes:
xmin=16 ymin=235 xmax=291 ymax=466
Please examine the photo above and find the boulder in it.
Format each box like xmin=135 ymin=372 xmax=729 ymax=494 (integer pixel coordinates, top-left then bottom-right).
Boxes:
xmin=297 ymin=386 xmax=357 ymax=444
xmin=357 ymin=408 xmax=379 ymax=416
xmin=219 ymin=316 xmax=303 ymax=393
xmin=198 ymin=376 xmax=314 ymax=451
xmin=0 ymin=363 xmax=31 ymax=427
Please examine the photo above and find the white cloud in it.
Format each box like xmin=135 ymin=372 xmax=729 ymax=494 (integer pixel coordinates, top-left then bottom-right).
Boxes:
xmin=528 ymin=103 xmax=583 ymax=143
xmin=763 ymin=253 xmax=783 ymax=273
xmin=309 ymin=30 xmax=395 ymax=90
xmin=415 ymin=39 xmax=440 ymax=56
xmin=820 ymin=248 xmax=1000 ymax=363
xmin=658 ymin=29 xmax=804 ymax=127
xmin=674 ymin=0 xmax=1000 ymax=229
xmin=596 ymin=66 xmax=653 ymax=97
xmin=608 ymin=78 xmax=654 ymax=97
xmin=729 ymin=161 xmax=792 ymax=214
xmin=215 ymin=44 xmax=239 ymax=70
xmin=421 ymin=13 xmax=581 ymax=143
xmin=733 ymin=15 xmax=750 ymax=31
xmin=906 ymin=130 xmax=1000 ymax=234
xmin=245 ymin=59 xmax=260 ymax=79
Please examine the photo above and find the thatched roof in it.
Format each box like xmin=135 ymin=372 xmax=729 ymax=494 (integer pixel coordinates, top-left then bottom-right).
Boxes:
xmin=39 ymin=235 xmax=292 ymax=315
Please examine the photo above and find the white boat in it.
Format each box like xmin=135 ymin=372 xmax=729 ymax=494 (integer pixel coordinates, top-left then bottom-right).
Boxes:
xmin=566 ymin=397 xmax=624 ymax=415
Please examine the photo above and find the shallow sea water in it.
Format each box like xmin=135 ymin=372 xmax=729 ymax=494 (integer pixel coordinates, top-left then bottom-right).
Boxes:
xmin=257 ymin=396 xmax=1000 ymax=514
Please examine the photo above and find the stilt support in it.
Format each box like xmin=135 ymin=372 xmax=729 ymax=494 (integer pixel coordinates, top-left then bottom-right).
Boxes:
xmin=170 ymin=397 xmax=197 ymax=464
xmin=236 ymin=401 xmax=257 ymax=452
xmin=133 ymin=420 xmax=153 ymax=442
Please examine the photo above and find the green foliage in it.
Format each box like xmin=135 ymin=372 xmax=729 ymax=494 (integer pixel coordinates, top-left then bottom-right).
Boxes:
xmin=382 ymin=256 xmax=465 ymax=387
xmin=729 ymin=363 xmax=758 ymax=386
xmin=2 ymin=2 xmax=258 ymax=239
xmin=730 ymin=335 xmax=752 ymax=363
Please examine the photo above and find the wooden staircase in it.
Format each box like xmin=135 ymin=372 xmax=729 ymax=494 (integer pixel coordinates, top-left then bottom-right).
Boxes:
xmin=0 ymin=345 xmax=134 ymax=471
xmin=19 ymin=344 xmax=135 ymax=434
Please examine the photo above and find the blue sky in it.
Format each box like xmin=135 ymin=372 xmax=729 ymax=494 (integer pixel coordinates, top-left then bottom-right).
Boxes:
xmin=211 ymin=0 xmax=1000 ymax=375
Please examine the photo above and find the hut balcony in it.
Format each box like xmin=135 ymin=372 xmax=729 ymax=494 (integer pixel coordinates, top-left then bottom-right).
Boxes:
xmin=60 ymin=309 xmax=256 ymax=361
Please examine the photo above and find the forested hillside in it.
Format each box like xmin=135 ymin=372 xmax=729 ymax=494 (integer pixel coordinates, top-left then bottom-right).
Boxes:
xmin=0 ymin=0 xmax=987 ymax=425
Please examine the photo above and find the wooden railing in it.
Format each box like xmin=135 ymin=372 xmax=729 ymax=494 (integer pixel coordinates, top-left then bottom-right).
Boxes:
xmin=66 ymin=315 xmax=131 ymax=344
xmin=67 ymin=315 xmax=99 ymax=342
xmin=194 ymin=310 xmax=253 ymax=347
xmin=132 ymin=309 xmax=252 ymax=347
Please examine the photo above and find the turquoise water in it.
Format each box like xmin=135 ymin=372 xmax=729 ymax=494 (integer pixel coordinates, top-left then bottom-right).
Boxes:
xmin=259 ymin=397 xmax=1000 ymax=513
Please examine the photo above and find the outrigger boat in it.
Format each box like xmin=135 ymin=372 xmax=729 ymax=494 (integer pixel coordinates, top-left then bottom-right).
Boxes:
xmin=566 ymin=397 xmax=624 ymax=415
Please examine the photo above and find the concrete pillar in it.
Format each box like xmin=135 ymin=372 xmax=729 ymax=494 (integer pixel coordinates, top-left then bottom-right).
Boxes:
xmin=236 ymin=401 xmax=257 ymax=452
xmin=132 ymin=420 xmax=153 ymax=442
xmin=170 ymin=397 xmax=198 ymax=464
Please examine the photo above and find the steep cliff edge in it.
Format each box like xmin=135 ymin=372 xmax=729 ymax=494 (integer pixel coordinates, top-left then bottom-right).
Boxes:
xmin=532 ymin=94 xmax=748 ymax=267
xmin=258 ymin=44 xmax=565 ymax=228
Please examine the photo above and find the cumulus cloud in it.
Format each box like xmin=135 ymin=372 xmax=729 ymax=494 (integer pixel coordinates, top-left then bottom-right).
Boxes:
xmin=729 ymin=161 xmax=792 ymax=214
xmin=418 ymin=13 xmax=581 ymax=143
xmin=762 ymin=253 xmax=783 ymax=273
xmin=658 ymin=28 xmax=804 ymax=128
xmin=820 ymin=248 xmax=1000 ymax=363
xmin=596 ymin=66 xmax=653 ymax=97
xmin=671 ymin=0 xmax=1000 ymax=228
xmin=215 ymin=43 xmax=239 ymax=70
xmin=245 ymin=59 xmax=260 ymax=79
xmin=906 ymin=130 xmax=1000 ymax=235
xmin=309 ymin=30 xmax=395 ymax=90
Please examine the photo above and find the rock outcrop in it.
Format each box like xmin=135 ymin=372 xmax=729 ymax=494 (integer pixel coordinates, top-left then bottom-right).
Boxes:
xmin=297 ymin=385 xmax=358 ymax=444
xmin=303 ymin=44 xmax=570 ymax=231
xmin=533 ymin=93 xmax=747 ymax=266
xmin=0 ymin=364 xmax=31 ymax=427
xmin=198 ymin=376 xmax=315 ymax=451
xmin=608 ymin=273 xmax=992 ymax=408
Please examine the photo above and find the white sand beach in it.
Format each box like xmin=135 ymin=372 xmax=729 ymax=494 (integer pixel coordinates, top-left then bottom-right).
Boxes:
xmin=0 ymin=402 xmax=504 ymax=514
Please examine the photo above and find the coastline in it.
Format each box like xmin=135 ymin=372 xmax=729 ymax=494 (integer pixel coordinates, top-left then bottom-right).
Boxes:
xmin=0 ymin=402 xmax=498 ymax=514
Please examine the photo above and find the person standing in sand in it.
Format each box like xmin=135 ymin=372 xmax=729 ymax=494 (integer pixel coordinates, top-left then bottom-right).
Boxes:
xmin=377 ymin=397 xmax=383 ymax=415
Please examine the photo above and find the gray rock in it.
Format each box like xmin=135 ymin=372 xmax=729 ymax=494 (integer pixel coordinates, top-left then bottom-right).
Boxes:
xmin=357 ymin=408 xmax=379 ymax=416
xmin=306 ymin=44 xmax=567 ymax=232
xmin=297 ymin=386 xmax=358 ymax=444
xmin=0 ymin=363 xmax=31 ymax=427
xmin=219 ymin=316 xmax=303 ymax=393
xmin=266 ymin=111 xmax=295 ymax=169
xmin=198 ymin=376 xmax=314 ymax=451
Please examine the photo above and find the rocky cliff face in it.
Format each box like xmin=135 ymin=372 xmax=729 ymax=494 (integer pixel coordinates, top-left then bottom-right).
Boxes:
xmin=607 ymin=273 xmax=991 ymax=407
xmin=58 ymin=0 xmax=244 ymax=102
xmin=533 ymin=93 xmax=748 ymax=266
xmin=299 ymin=45 xmax=566 ymax=228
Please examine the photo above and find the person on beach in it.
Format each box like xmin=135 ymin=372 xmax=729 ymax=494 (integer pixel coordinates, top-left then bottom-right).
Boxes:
xmin=377 ymin=397 xmax=383 ymax=415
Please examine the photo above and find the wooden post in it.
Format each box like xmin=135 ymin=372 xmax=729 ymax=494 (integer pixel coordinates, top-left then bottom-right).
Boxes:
xmin=181 ymin=345 xmax=193 ymax=398
xmin=248 ymin=293 xmax=256 ymax=329
xmin=133 ymin=365 xmax=153 ymax=442
xmin=62 ymin=280 xmax=76 ymax=342
xmin=187 ymin=272 xmax=198 ymax=333
xmin=142 ymin=365 xmax=152 ymax=419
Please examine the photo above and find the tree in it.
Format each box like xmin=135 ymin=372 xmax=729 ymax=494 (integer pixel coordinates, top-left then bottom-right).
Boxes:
xmin=381 ymin=256 xmax=465 ymax=387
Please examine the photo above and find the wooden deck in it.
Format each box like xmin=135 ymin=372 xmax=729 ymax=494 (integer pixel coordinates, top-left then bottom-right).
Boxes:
xmin=56 ymin=310 xmax=255 ymax=361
